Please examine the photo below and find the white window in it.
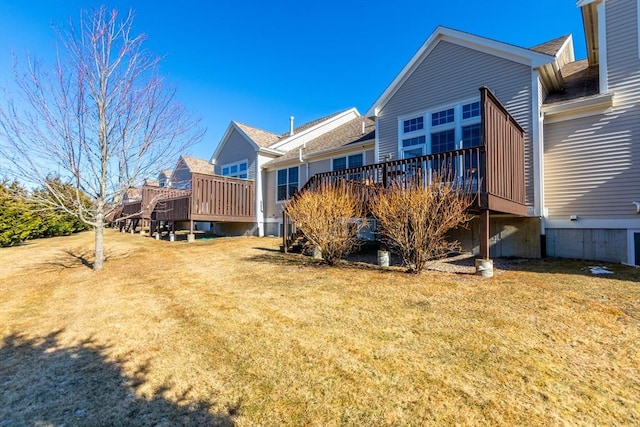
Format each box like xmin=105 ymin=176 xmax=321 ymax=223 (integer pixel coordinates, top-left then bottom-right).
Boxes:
xmin=332 ymin=153 xmax=364 ymax=171
xmin=221 ymin=160 xmax=248 ymax=179
xmin=399 ymin=100 xmax=481 ymax=159
xmin=277 ymin=166 xmax=299 ymax=201
xmin=403 ymin=116 xmax=424 ymax=133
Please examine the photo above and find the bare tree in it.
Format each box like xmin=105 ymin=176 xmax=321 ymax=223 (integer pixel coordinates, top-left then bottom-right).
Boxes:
xmin=0 ymin=7 xmax=203 ymax=270
xmin=285 ymin=180 xmax=367 ymax=265
xmin=371 ymin=170 xmax=474 ymax=274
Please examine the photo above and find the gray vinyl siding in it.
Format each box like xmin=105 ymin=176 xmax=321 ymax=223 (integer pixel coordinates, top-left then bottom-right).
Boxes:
xmin=171 ymin=161 xmax=192 ymax=189
xmin=377 ymin=41 xmax=534 ymax=206
xmin=214 ymin=128 xmax=257 ymax=180
xmin=309 ymin=159 xmax=331 ymax=179
xmin=365 ymin=149 xmax=375 ymax=166
xmin=544 ymin=0 xmax=640 ymax=220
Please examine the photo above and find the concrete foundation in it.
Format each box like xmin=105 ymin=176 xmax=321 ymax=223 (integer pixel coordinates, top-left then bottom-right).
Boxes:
xmin=212 ymin=222 xmax=258 ymax=237
xmin=545 ymin=228 xmax=627 ymax=263
xmin=450 ymin=216 xmax=541 ymax=258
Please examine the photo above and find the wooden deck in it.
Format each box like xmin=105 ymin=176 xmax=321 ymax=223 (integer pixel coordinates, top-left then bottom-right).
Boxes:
xmin=152 ymin=173 xmax=255 ymax=223
xmin=114 ymin=173 xmax=255 ymax=233
xmin=283 ymin=87 xmax=528 ymax=259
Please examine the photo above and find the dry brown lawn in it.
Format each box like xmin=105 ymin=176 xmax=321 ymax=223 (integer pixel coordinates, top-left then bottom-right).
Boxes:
xmin=1 ymin=230 xmax=639 ymax=426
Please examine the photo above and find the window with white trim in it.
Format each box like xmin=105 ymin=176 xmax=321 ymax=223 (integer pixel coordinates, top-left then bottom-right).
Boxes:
xmin=399 ymin=100 xmax=481 ymax=160
xmin=277 ymin=166 xmax=299 ymax=201
xmin=332 ymin=153 xmax=364 ymax=171
xmin=403 ymin=116 xmax=424 ymax=133
xmin=221 ymin=160 xmax=248 ymax=179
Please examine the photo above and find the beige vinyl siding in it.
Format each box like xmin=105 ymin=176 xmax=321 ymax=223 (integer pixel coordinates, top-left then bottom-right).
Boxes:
xmin=544 ymin=0 xmax=640 ymax=220
xmin=263 ymin=169 xmax=282 ymax=224
xmin=377 ymin=41 xmax=534 ymax=206
xmin=214 ymin=128 xmax=257 ymax=179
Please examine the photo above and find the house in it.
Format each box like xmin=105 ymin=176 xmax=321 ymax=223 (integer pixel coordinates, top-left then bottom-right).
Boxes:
xmin=210 ymin=108 xmax=363 ymax=236
xmin=119 ymin=0 xmax=638 ymax=265
xmin=158 ymin=169 xmax=173 ymax=188
xmin=541 ymin=0 xmax=640 ymax=265
xmin=273 ymin=0 xmax=639 ymax=265
xmin=170 ymin=155 xmax=214 ymax=189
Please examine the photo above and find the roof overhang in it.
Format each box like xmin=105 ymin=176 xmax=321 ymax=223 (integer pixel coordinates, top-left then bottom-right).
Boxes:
xmin=578 ymin=0 xmax=601 ymax=66
xmin=366 ymin=26 xmax=555 ymax=117
xmin=303 ymin=138 xmax=375 ymax=161
xmin=257 ymin=146 xmax=285 ymax=157
xmin=542 ymin=91 xmax=613 ymax=123
xmin=263 ymin=138 xmax=375 ymax=170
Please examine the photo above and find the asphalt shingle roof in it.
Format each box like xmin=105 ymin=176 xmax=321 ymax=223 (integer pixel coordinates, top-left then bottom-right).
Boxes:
xmin=265 ymin=117 xmax=375 ymax=168
xmin=544 ymin=59 xmax=600 ymax=105
xmin=234 ymin=122 xmax=281 ymax=148
xmin=181 ymin=155 xmax=213 ymax=175
xmin=530 ymin=35 xmax=571 ymax=56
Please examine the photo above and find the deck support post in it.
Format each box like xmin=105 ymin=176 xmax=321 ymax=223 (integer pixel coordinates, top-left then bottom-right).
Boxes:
xmin=476 ymin=209 xmax=494 ymax=277
xmin=187 ymin=220 xmax=195 ymax=243
xmin=479 ymin=210 xmax=490 ymax=260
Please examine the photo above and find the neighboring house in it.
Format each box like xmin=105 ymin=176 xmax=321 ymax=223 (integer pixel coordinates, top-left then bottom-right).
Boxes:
xmin=262 ymin=116 xmax=376 ymax=235
xmin=170 ymin=155 xmax=214 ymax=189
xmin=210 ymin=108 xmax=363 ymax=236
xmin=158 ymin=169 xmax=173 ymax=187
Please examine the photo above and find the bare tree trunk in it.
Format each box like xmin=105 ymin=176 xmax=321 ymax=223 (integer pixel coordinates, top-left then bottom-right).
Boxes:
xmin=94 ymin=213 xmax=104 ymax=270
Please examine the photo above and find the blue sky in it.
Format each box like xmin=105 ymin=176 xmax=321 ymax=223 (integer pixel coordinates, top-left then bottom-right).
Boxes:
xmin=1 ymin=1 xmax=587 ymax=161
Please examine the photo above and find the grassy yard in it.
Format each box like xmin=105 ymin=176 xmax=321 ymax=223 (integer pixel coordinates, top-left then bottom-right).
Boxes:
xmin=1 ymin=230 xmax=638 ymax=426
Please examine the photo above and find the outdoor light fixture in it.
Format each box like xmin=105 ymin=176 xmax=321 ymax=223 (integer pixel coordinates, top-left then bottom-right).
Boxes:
xmin=633 ymin=201 xmax=640 ymax=213
xmin=570 ymin=214 xmax=578 ymax=221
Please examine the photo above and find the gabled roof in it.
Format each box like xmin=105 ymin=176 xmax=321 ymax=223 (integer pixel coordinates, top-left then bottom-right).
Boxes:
xmin=366 ymin=26 xmax=556 ymax=117
xmin=273 ymin=109 xmax=351 ymax=142
xmin=211 ymin=109 xmax=360 ymax=164
xmin=180 ymin=155 xmax=213 ymax=175
xmin=234 ymin=122 xmax=281 ymax=148
xmin=264 ymin=117 xmax=375 ymax=168
xmin=267 ymin=108 xmax=358 ymax=151
xmin=211 ymin=121 xmax=284 ymax=164
xmin=530 ymin=35 xmax=572 ymax=56
xmin=159 ymin=169 xmax=172 ymax=178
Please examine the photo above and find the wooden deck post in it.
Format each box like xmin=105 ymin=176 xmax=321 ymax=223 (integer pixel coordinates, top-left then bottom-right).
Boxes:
xmin=479 ymin=210 xmax=490 ymax=260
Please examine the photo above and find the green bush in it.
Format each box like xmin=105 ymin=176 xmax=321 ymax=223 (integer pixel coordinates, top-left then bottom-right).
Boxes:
xmin=0 ymin=179 xmax=91 ymax=247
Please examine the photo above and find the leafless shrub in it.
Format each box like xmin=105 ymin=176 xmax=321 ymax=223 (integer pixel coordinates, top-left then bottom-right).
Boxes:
xmin=371 ymin=169 xmax=473 ymax=273
xmin=285 ymin=180 xmax=367 ymax=265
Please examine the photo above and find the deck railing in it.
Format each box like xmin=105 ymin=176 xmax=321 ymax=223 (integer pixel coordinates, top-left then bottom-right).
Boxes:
xmin=149 ymin=173 xmax=255 ymax=223
xmin=296 ymin=87 xmax=525 ymax=212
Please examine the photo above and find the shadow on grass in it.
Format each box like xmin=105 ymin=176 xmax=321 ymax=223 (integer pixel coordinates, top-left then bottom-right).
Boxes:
xmin=498 ymin=258 xmax=640 ymax=283
xmin=0 ymin=331 xmax=237 ymax=426
xmin=251 ymin=246 xmax=282 ymax=253
xmin=35 ymin=248 xmax=135 ymax=272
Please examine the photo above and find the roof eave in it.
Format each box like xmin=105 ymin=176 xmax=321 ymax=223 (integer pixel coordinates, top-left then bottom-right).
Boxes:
xmin=303 ymin=138 xmax=375 ymax=161
xmin=268 ymin=108 xmax=360 ymax=150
